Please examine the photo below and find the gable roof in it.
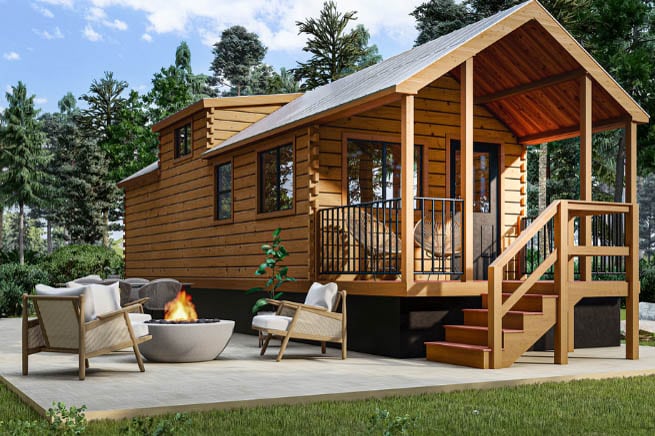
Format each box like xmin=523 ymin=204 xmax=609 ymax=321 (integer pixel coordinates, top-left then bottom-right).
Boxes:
xmin=203 ymin=0 xmax=648 ymax=158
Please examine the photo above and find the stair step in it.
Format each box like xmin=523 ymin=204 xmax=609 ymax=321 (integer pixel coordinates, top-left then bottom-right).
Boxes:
xmin=444 ymin=324 xmax=523 ymax=346
xmin=481 ymin=293 xmax=557 ymax=312
xmin=463 ymin=308 xmax=543 ymax=329
xmin=425 ymin=341 xmax=491 ymax=369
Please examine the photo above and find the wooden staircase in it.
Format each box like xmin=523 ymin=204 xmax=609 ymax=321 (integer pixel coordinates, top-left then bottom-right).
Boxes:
xmin=425 ymin=291 xmax=557 ymax=368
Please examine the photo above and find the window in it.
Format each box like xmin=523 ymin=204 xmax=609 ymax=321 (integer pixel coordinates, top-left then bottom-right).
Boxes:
xmin=347 ymin=139 xmax=423 ymax=204
xmin=259 ymin=144 xmax=294 ymax=213
xmin=174 ymin=123 xmax=191 ymax=158
xmin=216 ymin=162 xmax=232 ymax=220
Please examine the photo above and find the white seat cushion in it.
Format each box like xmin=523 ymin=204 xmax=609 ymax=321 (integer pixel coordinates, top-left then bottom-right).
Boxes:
xmin=304 ymin=282 xmax=339 ymax=311
xmin=252 ymin=315 xmax=293 ymax=332
xmin=35 ymin=284 xmax=94 ymax=322
xmin=128 ymin=313 xmax=152 ymax=324
xmin=130 ymin=321 xmax=150 ymax=338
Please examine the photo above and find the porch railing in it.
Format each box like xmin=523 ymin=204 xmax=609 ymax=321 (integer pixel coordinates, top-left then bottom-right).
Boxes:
xmin=414 ymin=197 xmax=463 ymax=277
xmin=318 ymin=197 xmax=463 ymax=276
xmin=318 ymin=198 xmax=401 ymax=275
xmin=519 ymin=212 xmax=626 ymax=280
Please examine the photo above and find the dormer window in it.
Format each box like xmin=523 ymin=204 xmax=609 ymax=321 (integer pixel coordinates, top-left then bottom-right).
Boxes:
xmin=174 ymin=123 xmax=192 ymax=158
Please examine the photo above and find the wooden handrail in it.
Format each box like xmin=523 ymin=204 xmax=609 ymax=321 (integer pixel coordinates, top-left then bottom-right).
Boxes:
xmin=490 ymin=200 xmax=560 ymax=268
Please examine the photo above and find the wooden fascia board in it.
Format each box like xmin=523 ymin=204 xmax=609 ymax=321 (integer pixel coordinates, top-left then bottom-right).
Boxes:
xmin=518 ymin=117 xmax=629 ymax=145
xmin=151 ymin=93 xmax=303 ymax=133
xmin=396 ymin=1 xmax=649 ymax=124
xmin=395 ymin=2 xmax=537 ymax=95
xmin=201 ymin=86 xmax=399 ymax=160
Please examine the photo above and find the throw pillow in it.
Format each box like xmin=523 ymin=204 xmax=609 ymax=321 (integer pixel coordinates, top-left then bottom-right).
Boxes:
xmin=35 ymin=284 xmax=94 ymax=322
xmin=304 ymin=282 xmax=339 ymax=311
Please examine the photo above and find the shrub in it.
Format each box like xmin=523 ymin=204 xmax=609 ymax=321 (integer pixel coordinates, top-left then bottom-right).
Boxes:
xmin=0 ymin=263 xmax=51 ymax=294
xmin=42 ymin=245 xmax=124 ymax=284
xmin=640 ymin=266 xmax=655 ymax=303
xmin=0 ymin=281 xmax=23 ymax=317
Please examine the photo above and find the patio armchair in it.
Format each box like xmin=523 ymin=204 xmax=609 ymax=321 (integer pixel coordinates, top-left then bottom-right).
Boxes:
xmin=22 ymin=286 xmax=152 ymax=380
xmin=252 ymin=282 xmax=347 ymax=361
xmin=414 ymin=213 xmax=462 ymax=257
xmin=138 ymin=279 xmax=181 ymax=318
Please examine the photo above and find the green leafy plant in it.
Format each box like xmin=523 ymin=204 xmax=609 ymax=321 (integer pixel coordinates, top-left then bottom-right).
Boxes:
xmin=246 ymin=228 xmax=296 ymax=313
xmin=368 ymin=408 xmax=413 ymax=436
xmin=0 ymin=281 xmax=24 ymax=317
xmin=120 ymin=413 xmax=190 ymax=435
xmin=0 ymin=402 xmax=87 ymax=435
xmin=46 ymin=402 xmax=87 ymax=435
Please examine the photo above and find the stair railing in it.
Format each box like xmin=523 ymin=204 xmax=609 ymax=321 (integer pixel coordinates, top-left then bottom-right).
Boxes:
xmin=487 ymin=199 xmax=637 ymax=368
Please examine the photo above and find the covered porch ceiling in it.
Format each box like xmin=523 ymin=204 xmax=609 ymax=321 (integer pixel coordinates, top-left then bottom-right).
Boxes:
xmin=450 ymin=20 xmax=630 ymax=145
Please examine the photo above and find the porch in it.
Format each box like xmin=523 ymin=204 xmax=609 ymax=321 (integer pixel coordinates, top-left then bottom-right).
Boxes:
xmin=310 ymin=15 xmax=644 ymax=367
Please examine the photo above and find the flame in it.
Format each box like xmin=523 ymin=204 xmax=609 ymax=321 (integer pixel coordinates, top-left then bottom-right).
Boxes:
xmin=164 ymin=290 xmax=198 ymax=321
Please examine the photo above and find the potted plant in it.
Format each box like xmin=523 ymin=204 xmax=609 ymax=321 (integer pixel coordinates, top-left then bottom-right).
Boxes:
xmin=246 ymin=228 xmax=296 ymax=314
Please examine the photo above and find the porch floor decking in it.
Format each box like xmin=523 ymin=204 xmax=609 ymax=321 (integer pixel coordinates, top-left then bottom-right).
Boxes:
xmin=1 ymin=318 xmax=655 ymax=421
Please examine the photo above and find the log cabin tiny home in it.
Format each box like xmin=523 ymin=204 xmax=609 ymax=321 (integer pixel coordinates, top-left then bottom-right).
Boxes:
xmin=120 ymin=0 xmax=649 ymax=368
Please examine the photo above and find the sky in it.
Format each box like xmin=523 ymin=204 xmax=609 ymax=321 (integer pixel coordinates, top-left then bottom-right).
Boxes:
xmin=0 ymin=0 xmax=424 ymax=114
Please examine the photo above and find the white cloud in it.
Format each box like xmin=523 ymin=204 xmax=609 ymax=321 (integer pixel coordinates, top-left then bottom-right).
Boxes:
xmin=141 ymin=33 xmax=152 ymax=42
xmin=88 ymin=0 xmax=421 ymax=52
xmin=82 ymin=24 xmax=102 ymax=41
xmin=86 ymin=6 xmax=128 ymax=31
xmin=5 ymin=85 xmax=12 ymax=93
xmin=33 ymin=26 xmax=64 ymax=40
xmin=34 ymin=97 xmax=48 ymax=105
xmin=31 ymin=3 xmax=55 ymax=18
xmin=37 ymin=0 xmax=73 ymax=8
xmin=3 ymin=51 xmax=20 ymax=61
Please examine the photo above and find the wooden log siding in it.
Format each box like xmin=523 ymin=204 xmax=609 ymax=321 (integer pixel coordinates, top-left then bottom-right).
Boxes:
xmin=124 ymin=101 xmax=310 ymax=288
xmin=317 ymin=75 xmax=525 ymax=269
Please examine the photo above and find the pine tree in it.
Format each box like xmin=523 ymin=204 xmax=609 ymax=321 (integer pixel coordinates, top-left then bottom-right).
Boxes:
xmin=0 ymin=82 xmax=51 ymax=264
xmin=293 ymin=1 xmax=381 ymax=90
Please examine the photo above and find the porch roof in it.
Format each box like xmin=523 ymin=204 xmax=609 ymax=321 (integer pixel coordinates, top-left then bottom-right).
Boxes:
xmin=203 ymin=0 xmax=648 ymax=159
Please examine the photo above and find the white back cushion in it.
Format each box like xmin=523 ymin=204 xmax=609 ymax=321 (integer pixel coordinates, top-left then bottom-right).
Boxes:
xmin=69 ymin=281 xmax=121 ymax=318
xmin=304 ymin=282 xmax=339 ymax=311
xmin=35 ymin=284 xmax=94 ymax=322
xmin=89 ymin=282 xmax=121 ymax=317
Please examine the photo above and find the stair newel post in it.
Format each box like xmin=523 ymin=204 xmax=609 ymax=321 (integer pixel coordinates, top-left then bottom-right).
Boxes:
xmin=487 ymin=265 xmax=502 ymax=368
xmin=554 ymin=200 xmax=569 ymax=364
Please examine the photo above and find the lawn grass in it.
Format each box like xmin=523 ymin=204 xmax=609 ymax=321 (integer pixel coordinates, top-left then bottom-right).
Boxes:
xmin=4 ymin=376 xmax=655 ymax=435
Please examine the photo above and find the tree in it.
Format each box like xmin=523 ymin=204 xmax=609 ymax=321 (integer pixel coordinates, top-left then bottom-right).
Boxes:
xmin=411 ymin=0 xmax=473 ymax=45
xmin=148 ymin=41 xmax=214 ymax=122
xmin=0 ymin=82 xmax=51 ymax=264
xmin=293 ymin=1 xmax=382 ymax=90
xmin=210 ymin=26 xmax=267 ymax=96
xmin=78 ymin=72 xmax=129 ymax=246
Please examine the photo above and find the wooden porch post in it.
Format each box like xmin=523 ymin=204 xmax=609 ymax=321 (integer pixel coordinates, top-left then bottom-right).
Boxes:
xmin=554 ymin=201 xmax=569 ymax=364
xmin=401 ymin=94 xmax=415 ymax=288
xmin=580 ymin=75 xmax=592 ymax=281
xmin=461 ymin=57 xmax=474 ymax=282
xmin=625 ymin=120 xmax=639 ymax=359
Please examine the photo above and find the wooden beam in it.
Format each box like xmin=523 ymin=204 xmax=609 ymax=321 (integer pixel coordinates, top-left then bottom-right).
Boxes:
xmin=519 ymin=117 xmax=628 ymax=145
xmin=475 ymin=69 xmax=585 ymax=105
xmin=580 ymin=75 xmax=592 ymax=282
xmin=461 ymin=58 xmax=474 ymax=282
xmin=400 ymin=94 xmax=415 ymax=289
xmin=626 ymin=121 xmax=638 ymax=203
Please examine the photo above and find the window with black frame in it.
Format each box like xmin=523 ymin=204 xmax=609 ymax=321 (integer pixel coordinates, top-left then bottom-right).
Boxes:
xmin=259 ymin=144 xmax=294 ymax=213
xmin=346 ymin=139 xmax=422 ymax=204
xmin=174 ymin=123 xmax=191 ymax=158
xmin=216 ymin=162 xmax=232 ymax=220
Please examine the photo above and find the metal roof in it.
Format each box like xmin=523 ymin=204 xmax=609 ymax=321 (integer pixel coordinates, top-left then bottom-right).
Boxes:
xmin=118 ymin=161 xmax=158 ymax=186
xmin=203 ymin=1 xmax=531 ymax=157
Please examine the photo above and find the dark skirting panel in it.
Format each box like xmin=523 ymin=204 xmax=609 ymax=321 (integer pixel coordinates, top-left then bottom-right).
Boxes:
xmin=187 ymin=288 xmax=620 ymax=358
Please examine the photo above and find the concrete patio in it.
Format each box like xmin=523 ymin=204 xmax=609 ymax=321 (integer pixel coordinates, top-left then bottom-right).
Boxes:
xmin=2 ymin=317 xmax=655 ymax=421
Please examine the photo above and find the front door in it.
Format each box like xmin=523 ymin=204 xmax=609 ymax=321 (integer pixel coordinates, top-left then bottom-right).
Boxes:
xmin=450 ymin=141 xmax=499 ymax=280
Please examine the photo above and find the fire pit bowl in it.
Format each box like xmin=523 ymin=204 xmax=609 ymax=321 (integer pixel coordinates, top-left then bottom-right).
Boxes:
xmin=138 ymin=319 xmax=235 ymax=363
